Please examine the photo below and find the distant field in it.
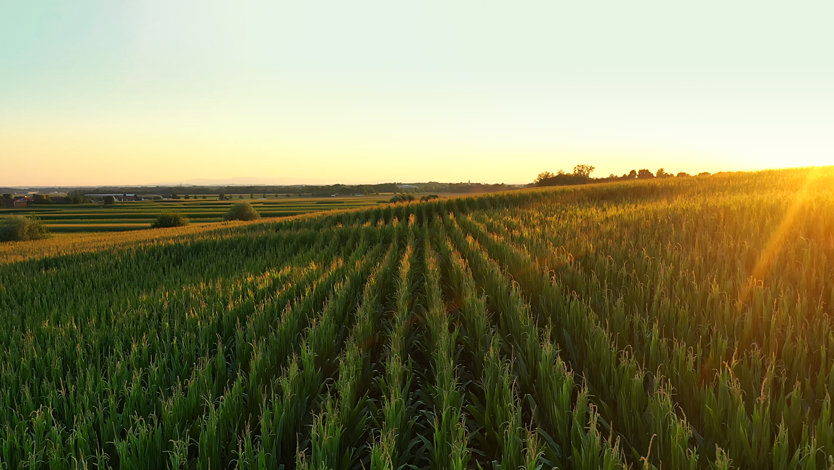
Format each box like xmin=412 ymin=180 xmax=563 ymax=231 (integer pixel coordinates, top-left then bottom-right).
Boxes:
xmin=0 ymin=195 xmax=388 ymax=233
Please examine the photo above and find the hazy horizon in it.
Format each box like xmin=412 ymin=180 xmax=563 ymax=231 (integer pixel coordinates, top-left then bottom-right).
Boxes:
xmin=2 ymin=1 xmax=832 ymax=186
xmin=0 ymin=177 xmax=528 ymax=189
xmin=4 ymin=165 xmax=834 ymax=191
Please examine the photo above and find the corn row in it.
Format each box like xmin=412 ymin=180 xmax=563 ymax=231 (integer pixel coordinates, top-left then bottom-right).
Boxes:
xmin=369 ymin=232 xmax=421 ymax=469
xmin=448 ymin=212 xmax=698 ymax=468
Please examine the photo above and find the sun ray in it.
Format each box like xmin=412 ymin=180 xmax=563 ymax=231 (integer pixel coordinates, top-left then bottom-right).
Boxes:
xmin=736 ymin=168 xmax=820 ymax=308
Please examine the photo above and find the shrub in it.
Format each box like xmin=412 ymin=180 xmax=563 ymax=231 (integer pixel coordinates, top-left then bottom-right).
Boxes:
xmin=0 ymin=216 xmax=50 ymax=242
xmin=152 ymin=212 xmax=189 ymax=228
xmin=224 ymin=202 xmax=260 ymax=221
xmin=389 ymin=194 xmax=416 ymax=203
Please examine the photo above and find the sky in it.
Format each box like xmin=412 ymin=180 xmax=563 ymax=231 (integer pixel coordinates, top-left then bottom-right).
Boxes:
xmin=1 ymin=1 xmax=832 ymax=186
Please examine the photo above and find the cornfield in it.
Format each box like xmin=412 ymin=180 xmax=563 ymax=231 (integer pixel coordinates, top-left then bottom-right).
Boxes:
xmin=2 ymin=168 xmax=834 ymax=468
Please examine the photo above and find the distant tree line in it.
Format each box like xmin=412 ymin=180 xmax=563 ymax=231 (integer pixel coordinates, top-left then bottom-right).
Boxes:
xmin=533 ymin=164 xmax=711 ymax=187
xmin=3 ymin=192 xmax=92 ymax=205
xmin=533 ymin=164 xmax=597 ymax=186
xmin=2 ymin=182 xmax=513 ymax=200
xmin=597 ymin=168 xmax=702 ymax=181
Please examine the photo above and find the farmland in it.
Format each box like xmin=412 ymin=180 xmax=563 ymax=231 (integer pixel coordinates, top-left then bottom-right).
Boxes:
xmin=1 ymin=168 xmax=834 ymax=468
xmin=0 ymin=196 xmax=387 ymax=233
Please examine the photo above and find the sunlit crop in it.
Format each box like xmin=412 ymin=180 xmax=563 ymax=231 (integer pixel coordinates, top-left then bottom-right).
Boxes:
xmin=2 ymin=168 xmax=833 ymax=468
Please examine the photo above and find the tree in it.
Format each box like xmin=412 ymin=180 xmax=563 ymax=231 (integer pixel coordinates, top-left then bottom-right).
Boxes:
xmin=676 ymin=172 xmax=690 ymax=178
xmin=389 ymin=194 xmax=416 ymax=203
xmin=67 ymin=191 xmax=90 ymax=204
xmin=637 ymin=169 xmax=654 ymax=179
xmin=224 ymin=201 xmax=260 ymax=221
xmin=534 ymin=171 xmax=555 ymax=185
xmin=656 ymin=168 xmax=671 ymax=178
xmin=573 ymin=164 xmax=595 ymax=178
xmin=218 ymin=193 xmax=226 ymax=201
xmin=103 ymin=195 xmax=116 ymax=205
xmin=533 ymin=171 xmax=589 ymax=187
xmin=0 ymin=216 xmax=49 ymax=241
xmin=627 ymin=170 xmax=638 ymax=179
xmin=151 ymin=212 xmax=189 ymax=228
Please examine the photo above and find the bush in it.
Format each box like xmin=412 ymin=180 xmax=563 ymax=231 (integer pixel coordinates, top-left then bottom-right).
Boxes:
xmin=224 ymin=202 xmax=260 ymax=221
xmin=0 ymin=216 xmax=50 ymax=242
xmin=389 ymin=193 xmax=416 ymax=203
xmin=151 ymin=212 xmax=189 ymax=228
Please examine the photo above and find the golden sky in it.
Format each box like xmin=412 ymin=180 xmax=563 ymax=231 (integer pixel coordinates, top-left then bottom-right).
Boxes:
xmin=1 ymin=1 xmax=832 ymax=186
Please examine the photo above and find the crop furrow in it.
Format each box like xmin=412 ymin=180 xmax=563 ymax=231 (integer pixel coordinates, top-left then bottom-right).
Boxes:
xmin=447 ymin=211 xmax=701 ymax=468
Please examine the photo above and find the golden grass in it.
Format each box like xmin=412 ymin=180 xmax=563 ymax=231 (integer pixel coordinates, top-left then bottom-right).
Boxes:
xmin=0 ymin=222 xmax=222 ymax=264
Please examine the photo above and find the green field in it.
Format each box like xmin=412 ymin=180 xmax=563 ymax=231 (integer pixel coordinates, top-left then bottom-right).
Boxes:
xmin=1 ymin=169 xmax=833 ymax=468
xmin=0 ymin=196 xmax=388 ymax=233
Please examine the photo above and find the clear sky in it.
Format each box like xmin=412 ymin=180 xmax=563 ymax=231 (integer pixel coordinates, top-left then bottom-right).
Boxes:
xmin=1 ymin=1 xmax=832 ymax=186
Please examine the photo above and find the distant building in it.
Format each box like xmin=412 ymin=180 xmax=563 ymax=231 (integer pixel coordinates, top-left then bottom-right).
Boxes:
xmin=9 ymin=197 xmax=30 ymax=208
xmin=84 ymin=193 xmax=138 ymax=202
